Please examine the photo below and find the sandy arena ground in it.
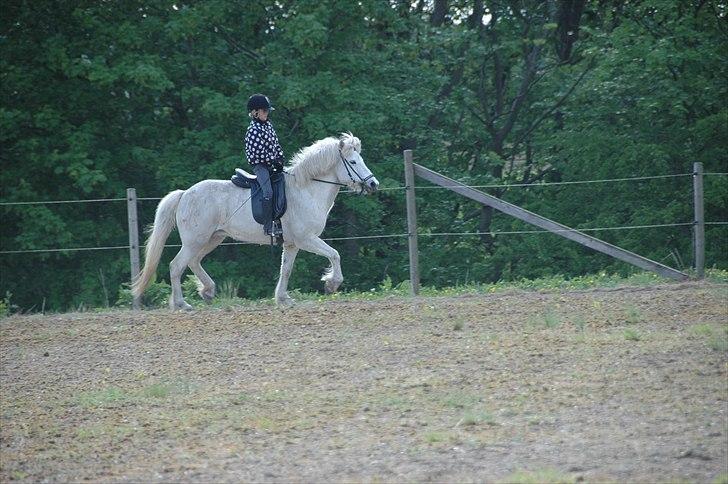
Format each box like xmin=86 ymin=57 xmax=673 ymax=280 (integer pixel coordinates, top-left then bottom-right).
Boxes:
xmin=1 ymin=282 xmax=727 ymax=482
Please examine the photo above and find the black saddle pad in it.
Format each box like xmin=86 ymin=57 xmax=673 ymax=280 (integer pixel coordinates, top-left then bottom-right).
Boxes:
xmin=231 ymin=169 xmax=287 ymax=225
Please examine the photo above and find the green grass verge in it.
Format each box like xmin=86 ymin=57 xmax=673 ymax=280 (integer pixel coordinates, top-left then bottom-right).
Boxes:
xmin=14 ymin=268 xmax=727 ymax=314
xmin=182 ymin=268 xmax=728 ymax=309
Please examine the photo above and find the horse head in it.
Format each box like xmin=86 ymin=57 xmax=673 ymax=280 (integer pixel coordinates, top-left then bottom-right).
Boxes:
xmin=337 ymin=133 xmax=379 ymax=194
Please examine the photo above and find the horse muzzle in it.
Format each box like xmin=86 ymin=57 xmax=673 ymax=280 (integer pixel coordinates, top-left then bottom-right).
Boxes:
xmin=361 ymin=178 xmax=379 ymax=194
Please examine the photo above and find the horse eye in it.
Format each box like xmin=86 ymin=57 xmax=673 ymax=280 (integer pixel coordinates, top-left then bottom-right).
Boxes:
xmin=350 ymin=160 xmax=357 ymax=164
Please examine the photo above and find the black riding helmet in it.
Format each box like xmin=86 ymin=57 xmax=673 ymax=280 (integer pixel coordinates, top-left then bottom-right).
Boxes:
xmin=247 ymin=94 xmax=275 ymax=112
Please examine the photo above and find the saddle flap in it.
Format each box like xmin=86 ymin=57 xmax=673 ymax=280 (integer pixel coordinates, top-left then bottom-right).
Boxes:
xmin=231 ymin=169 xmax=287 ymax=225
xmin=250 ymin=172 xmax=287 ymax=225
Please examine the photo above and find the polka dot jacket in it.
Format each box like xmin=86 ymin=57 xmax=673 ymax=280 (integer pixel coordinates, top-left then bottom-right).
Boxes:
xmin=244 ymin=118 xmax=284 ymax=170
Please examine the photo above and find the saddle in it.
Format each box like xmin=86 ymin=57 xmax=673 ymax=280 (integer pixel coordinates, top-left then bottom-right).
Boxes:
xmin=230 ymin=168 xmax=287 ymax=226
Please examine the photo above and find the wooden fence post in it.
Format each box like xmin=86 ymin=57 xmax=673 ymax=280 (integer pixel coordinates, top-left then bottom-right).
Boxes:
xmin=693 ymin=162 xmax=705 ymax=278
xmin=127 ymin=188 xmax=141 ymax=310
xmin=403 ymin=150 xmax=420 ymax=295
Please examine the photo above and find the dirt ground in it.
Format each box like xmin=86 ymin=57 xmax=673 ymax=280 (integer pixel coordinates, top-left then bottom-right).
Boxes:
xmin=1 ymin=282 xmax=727 ymax=483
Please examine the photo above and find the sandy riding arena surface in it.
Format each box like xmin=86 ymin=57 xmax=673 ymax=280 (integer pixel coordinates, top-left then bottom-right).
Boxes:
xmin=1 ymin=282 xmax=726 ymax=482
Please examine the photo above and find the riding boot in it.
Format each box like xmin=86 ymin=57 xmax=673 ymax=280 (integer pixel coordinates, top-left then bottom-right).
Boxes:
xmin=261 ymin=197 xmax=273 ymax=235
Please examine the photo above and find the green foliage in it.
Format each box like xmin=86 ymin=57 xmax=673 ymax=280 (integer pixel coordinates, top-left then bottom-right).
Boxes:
xmin=1 ymin=1 xmax=726 ymax=312
xmin=0 ymin=292 xmax=13 ymax=317
xmin=115 ymin=281 xmax=171 ymax=309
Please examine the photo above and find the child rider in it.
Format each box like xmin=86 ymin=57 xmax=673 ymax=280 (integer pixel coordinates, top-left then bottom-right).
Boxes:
xmin=244 ymin=93 xmax=284 ymax=237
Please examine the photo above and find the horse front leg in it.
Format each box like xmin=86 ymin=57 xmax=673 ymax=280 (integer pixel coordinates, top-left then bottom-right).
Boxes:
xmin=275 ymin=243 xmax=300 ymax=307
xmin=296 ymin=237 xmax=343 ymax=294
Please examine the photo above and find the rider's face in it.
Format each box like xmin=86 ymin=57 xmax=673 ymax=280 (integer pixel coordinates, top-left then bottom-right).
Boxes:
xmin=254 ymin=109 xmax=269 ymax=121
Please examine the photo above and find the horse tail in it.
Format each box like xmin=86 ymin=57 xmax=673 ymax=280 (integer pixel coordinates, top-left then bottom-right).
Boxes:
xmin=131 ymin=190 xmax=185 ymax=299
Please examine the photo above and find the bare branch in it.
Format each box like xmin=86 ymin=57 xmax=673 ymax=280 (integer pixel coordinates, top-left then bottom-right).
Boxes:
xmin=507 ymin=57 xmax=595 ymax=159
xmin=496 ymin=44 xmax=543 ymax=146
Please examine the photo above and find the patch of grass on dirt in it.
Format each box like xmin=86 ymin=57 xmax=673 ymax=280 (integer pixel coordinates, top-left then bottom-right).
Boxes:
xmin=443 ymin=392 xmax=481 ymax=409
xmin=623 ymin=328 xmax=642 ymax=341
xmin=75 ymin=387 xmax=130 ymax=407
xmin=689 ymin=324 xmax=728 ymax=352
xmin=10 ymin=471 xmax=29 ymax=480
xmin=380 ymin=395 xmax=412 ymax=410
xmin=457 ymin=410 xmax=497 ymax=427
xmin=501 ymin=469 xmax=576 ymax=484
xmin=542 ymin=309 xmax=562 ymax=329
xmin=572 ymin=315 xmax=588 ymax=332
xmin=73 ymin=380 xmax=195 ymax=407
xmin=624 ymin=304 xmax=643 ymax=324
xmin=527 ymin=308 xmax=562 ymax=329
xmin=691 ymin=324 xmax=715 ymax=337
xmin=141 ymin=382 xmax=173 ymax=399
xmin=76 ymin=423 xmax=135 ymax=441
xmin=423 ymin=430 xmax=456 ymax=444
xmin=709 ymin=335 xmax=728 ymax=352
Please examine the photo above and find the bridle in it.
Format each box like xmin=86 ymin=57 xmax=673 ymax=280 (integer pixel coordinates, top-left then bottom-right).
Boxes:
xmin=338 ymin=150 xmax=375 ymax=185
xmin=311 ymin=150 xmax=374 ymax=189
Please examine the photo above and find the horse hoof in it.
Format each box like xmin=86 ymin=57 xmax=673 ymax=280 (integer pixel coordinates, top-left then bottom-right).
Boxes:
xmin=324 ymin=280 xmax=341 ymax=294
xmin=172 ymin=301 xmax=194 ymax=311
xmin=276 ymin=297 xmax=295 ymax=308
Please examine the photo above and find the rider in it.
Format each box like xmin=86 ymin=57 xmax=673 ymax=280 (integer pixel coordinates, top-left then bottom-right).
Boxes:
xmin=244 ymin=93 xmax=284 ymax=237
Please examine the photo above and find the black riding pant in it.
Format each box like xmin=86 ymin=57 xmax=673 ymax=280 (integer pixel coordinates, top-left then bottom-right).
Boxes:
xmin=252 ymin=164 xmax=273 ymax=200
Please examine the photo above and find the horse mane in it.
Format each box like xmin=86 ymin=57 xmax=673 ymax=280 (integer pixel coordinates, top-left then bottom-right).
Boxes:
xmin=286 ymin=133 xmax=360 ymax=187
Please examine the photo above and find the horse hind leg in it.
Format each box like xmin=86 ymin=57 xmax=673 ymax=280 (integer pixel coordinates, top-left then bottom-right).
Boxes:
xmin=189 ymin=233 xmax=226 ymax=303
xmin=169 ymin=243 xmax=201 ymax=310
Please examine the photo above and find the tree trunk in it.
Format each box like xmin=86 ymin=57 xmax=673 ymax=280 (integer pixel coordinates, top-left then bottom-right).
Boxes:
xmin=555 ymin=0 xmax=586 ymax=62
xmin=431 ymin=0 xmax=448 ymax=26
xmin=479 ymin=205 xmax=495 ymax=250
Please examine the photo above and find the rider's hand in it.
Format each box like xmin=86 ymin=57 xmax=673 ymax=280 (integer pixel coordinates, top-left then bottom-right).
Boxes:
xmin=272 ymin=157 xmax=284 ymax=172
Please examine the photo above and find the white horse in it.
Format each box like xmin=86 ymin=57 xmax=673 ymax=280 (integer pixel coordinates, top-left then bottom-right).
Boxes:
xmin=132 ymin=133 xmax=379 ymax=309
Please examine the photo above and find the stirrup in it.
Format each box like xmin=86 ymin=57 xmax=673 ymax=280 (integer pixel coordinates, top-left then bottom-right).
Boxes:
xmin=271 ymin=220 xmax=283 ymax=236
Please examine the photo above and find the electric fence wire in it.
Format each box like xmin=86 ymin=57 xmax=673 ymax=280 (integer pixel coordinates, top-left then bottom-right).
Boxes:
xmin=3 ymin=171 xmax=726 ymax=205
xmin=3 ymin=221 xmax=727 ymax=255
xmin=1 ymin=170 xmax=725 ymax=254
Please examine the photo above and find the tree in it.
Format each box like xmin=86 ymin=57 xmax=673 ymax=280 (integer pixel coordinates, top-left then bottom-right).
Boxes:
xmin=0 ymin=0 xmax=725 ymax=310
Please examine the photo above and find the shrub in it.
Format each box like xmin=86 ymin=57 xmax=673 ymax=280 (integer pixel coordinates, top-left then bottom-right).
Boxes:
xmin=115 ymin=281 xmax=172 ymax=309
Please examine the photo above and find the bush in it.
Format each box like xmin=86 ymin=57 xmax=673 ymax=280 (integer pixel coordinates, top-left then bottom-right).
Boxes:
xmin=115 ymin=281 xmax=172 ymax=309
xmin=0 ymin=292 xmax=17 ymax=317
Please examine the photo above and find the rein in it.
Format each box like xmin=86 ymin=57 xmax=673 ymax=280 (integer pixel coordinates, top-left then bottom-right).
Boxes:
xmin=311 ymin=178 xmax=348 ymax=188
